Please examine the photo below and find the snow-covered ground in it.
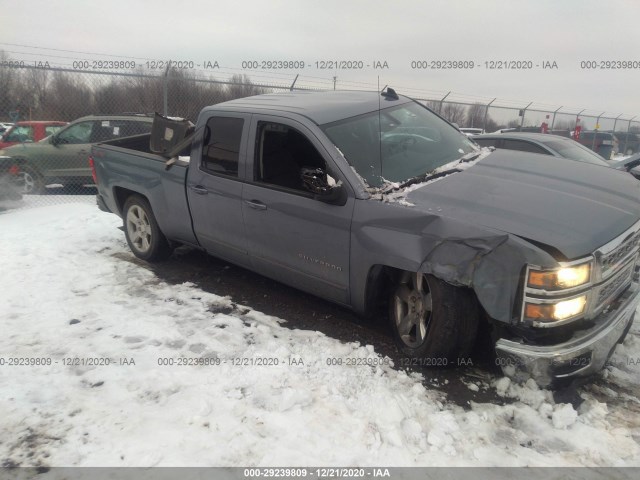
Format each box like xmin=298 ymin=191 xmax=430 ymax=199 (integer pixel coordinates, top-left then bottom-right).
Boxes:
xmin=1 ymin=202 xmax=640 ymax=467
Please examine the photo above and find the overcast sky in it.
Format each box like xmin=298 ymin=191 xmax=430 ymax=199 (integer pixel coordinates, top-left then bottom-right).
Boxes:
xmin=2 ymin=0 xmax=640 ymax=120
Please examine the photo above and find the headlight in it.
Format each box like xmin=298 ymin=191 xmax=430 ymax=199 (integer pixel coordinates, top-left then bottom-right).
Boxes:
xmin=525 ymin=295 xmax=587 ymax=323
xmin=527 ymin=262 xmax=591 ymax=290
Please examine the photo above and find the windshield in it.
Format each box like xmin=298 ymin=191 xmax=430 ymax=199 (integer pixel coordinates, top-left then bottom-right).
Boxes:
xmin=545 ymin=139 xmax=610 ymax=166
xmin=322 ymin=101 xmax=478 ymax=187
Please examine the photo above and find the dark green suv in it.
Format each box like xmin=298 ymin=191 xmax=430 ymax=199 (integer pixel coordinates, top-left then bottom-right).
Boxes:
xmin=0 ymin=114 xmax=153 ymax=193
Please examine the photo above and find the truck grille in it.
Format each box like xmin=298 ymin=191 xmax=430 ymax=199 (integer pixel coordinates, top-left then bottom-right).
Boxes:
xmin=593 ymin=221 xmax=640 ymax=314
xmin=600 ymin=229 xmax=640 ymax=277
xmin=596 ymin=261 xmax=635 ymax=310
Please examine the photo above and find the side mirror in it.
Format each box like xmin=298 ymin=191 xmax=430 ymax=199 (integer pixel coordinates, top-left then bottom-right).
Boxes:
xmin=51 ymin=135 xmax=59 ymax=146
xmin=301 ymin=168 xmax=347 ymax=205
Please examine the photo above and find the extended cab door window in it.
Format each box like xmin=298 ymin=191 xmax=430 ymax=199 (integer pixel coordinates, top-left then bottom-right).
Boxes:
xmin=201 ymin=116 xmax=244 ymax=177
xmin=187 ymin=113 xmax=250 ymax=265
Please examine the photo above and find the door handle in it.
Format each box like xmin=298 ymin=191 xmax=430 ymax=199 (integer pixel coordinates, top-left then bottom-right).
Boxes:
xmin=189 ymin=185 xmax=209 ymax=195
xmin=245 ymin=200 xmax=267 ymax=211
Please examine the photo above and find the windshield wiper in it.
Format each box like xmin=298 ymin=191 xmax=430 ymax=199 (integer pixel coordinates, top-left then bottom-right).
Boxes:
xmin=396 ymin=150 xmax=482 ymax=190
xmin=457 ymin=150 xmax=482 ymax=163
xmin=397 ymin=167 xmax=461 ymax=190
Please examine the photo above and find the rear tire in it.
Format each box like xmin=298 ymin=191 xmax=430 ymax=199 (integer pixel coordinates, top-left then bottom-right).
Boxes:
xmin=123 ymin=195 xmax=172 ymax=262
xmin=389 ymin=272 xmax=479 ymax=364
xmin=16 ymin=164 xmax=45 ymax=194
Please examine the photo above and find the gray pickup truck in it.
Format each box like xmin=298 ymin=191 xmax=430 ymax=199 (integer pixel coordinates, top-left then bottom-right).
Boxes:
xmin=92 ymin=90 xmax=640 ymax=387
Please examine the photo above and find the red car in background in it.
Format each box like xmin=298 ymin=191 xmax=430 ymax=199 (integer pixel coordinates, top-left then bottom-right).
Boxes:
xmin=0 ymin=121 xmax=67 ymax=149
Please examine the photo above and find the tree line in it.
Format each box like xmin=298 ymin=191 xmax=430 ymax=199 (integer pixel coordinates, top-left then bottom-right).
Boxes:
xmin=0 ymin=51 xmax=268 ymax=123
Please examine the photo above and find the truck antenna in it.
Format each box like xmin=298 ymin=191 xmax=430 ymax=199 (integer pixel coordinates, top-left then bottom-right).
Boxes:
xmin=290 ymin=74 xmax=299 ymax=91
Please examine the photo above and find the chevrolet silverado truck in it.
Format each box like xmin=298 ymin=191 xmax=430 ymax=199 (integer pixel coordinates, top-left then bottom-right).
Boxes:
xmin=92 ymin=90 xmax=640 ymax=387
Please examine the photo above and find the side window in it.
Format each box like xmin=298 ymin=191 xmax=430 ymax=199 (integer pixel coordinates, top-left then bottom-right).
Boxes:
xmin=201 ymin=116 xmax=244 ymax=177
xmin=57 ymin=121 xmax=94 ymax=144
xmin=116 ymin=120 xmax=152 ymax=137
xmin=502 ymin=139 xmax=549 ymax=155
xmin=45 ymin=125 xmax=64 ymax=136
xmin=473 ymin=138 xmax=498 ymax=148
xmin=5 ymin=126 xmax=34 ymax=142
xmin=255 ymin=122 xmax=326 ymax=192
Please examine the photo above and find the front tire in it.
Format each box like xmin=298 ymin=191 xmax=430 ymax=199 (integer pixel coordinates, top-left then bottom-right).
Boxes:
xmin=123 ymin=195 xmax=172 ymax=262
xmin=389 ymin=272 xmax=479 ymax=364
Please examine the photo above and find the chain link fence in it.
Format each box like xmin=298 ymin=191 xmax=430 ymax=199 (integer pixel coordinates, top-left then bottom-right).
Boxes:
xmin=1 ymin=65 xmax=639 ymax=207
xmin=421 ymin=95 xmax=640 ymax=157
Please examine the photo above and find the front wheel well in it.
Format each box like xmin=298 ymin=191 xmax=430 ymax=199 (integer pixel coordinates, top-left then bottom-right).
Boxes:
xmin=363 ymin=265 xmax=404 ymax=319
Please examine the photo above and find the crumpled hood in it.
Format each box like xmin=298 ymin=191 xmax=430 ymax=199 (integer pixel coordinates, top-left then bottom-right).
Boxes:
xmin=405 ymin=149 xmax=640 ymax=259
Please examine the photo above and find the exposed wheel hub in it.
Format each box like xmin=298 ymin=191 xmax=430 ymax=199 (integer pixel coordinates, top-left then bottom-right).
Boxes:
xmin=392 ymin=272 xmax=433 ymax=348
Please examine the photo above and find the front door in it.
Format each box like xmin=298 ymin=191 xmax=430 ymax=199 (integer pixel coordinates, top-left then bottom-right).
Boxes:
xmin=242 ymin=116 xmax=354 ymax=304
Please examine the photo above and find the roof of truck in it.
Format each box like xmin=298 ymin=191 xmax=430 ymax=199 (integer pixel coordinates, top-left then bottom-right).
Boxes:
xmin=205 ymin=90 xmax=413 ymax=125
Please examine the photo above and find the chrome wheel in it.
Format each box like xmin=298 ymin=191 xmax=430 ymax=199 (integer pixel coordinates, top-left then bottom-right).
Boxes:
xmin=13 ymin=165 xmax=44 ymax=194
xmin=16 ymin=171 xmax=35 ymax=194
xmin=391 ymin=272 xmax=433 ymax=348
xmin=126 ymin=205 xmax=152 ymax=253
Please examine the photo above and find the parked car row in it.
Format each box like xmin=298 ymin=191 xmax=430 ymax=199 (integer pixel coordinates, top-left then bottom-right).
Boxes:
xmin=0 ymin=109 xmax=637 ymax=197
xmin=472 ymin=132 xmax=611 ymax=166
xmin=0 ymin=114 xmax=153 ymax=193
xmin=0 ymin=121 xmax=67 ymax=149
xmin=484 ymin=127 xmax=639 ymax=158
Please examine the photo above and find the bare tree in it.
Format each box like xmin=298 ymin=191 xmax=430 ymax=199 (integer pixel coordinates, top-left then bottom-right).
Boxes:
xmin=225 ymin=74 xmax=268 ymax=101
xmin=440 ymin=102 xmax=466 ymax=124
xmin=41 ymin=72 xmax=95 ymax=120
xmin=423 ymin=100 xmax=441 ymax=112
xmin=466 ymin=103 xmax=487 ymax=128
xmin=551 ymin=119 xmax=574 ymax=130
xmin=0 ymin=50 xmax=18 ymax=121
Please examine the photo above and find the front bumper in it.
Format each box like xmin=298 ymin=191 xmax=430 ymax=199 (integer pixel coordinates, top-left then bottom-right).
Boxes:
xmin=495 ymin=282 xmax=640 ymax=387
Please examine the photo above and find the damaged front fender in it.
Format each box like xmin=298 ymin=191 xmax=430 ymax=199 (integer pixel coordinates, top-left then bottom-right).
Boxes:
xmin=350 ymin=200 xmax=559 ymax=324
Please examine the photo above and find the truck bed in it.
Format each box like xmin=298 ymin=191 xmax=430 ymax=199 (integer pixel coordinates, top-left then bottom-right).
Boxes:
xmin=92 ymin=135 xmax=198 ymax=247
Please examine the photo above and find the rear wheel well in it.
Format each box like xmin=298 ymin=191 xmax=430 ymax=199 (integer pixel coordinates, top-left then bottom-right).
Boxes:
xmin=114 ymin=187 xmax=145 ymax=215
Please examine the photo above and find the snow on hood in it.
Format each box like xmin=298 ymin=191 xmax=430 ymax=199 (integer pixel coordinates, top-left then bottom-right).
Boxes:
xmin=369 ymin=147 xmax=493 ymax=206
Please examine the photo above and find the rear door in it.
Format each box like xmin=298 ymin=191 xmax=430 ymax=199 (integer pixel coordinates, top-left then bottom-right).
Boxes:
xmin=242 ymin=115 xmax=354 ymax=304
xmin=186 ymin=113 xmax=252 ymax=267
